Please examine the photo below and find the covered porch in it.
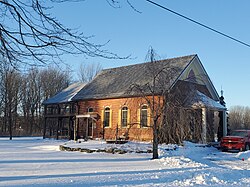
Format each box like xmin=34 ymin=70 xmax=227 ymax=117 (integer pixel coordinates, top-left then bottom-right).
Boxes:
xmin=72 ymin=113 xmax=99 ymax=141
xmin=185 ymin=90 xmax=227 ymax=143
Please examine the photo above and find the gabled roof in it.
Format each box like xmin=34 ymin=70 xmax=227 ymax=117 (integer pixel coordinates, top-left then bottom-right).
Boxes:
xmin=72 ymin=55 xmax=196 ymax=101
xmin=43 ymin=82 xmax=85 ymax=105
xmin=177 ymin=55 xmax=220 ymax=101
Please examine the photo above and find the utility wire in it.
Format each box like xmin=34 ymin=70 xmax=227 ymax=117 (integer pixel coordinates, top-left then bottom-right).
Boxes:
xmin=146 ymin=0 xmax=250 ymax=48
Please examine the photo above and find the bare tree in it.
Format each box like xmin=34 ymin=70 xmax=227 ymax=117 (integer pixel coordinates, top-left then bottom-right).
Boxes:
xmin=0 ymin=0 xmax=124 ymax=68
xmin=129 ymin=47 xmax=182 ymax=159
xmin=243 ymin=107 xmax=250 ymax=129
xmin=129 ymin=48 xmax=204 ymax=159
xmin=20 ymin=68 xmax=41 ymax=135
xmin=229 ymin=105 xmax=250 ymax=130
xmin=9 ymin=66 xmax=72 ymax=137
xmin=0 ymin=57 xmax=5 ymax=119
xmin=158 ymin=95 xmax=202 ymax=145
xmin=0 ymin=67 xmax=21 ymax=140
xmin=77 ymin=62 xmax=102 ymax=83
xmin=39 ymin=66 xmax=71 ymax=100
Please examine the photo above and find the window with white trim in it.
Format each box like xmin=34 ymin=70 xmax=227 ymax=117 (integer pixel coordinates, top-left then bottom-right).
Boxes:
xmin=141 ymin=105 xmax=148 ymax=127
xmin=104 ymin=107 xmax=110 ymax=127
xmin=121 ymin=107 xmax=128 ymax=127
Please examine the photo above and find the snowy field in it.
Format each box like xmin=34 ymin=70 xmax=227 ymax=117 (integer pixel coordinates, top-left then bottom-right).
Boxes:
xmin=0 ymin=137 xmax=250 ymax=187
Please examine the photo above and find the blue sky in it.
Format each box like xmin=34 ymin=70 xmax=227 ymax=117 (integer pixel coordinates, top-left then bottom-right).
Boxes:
xmin=52 ymin=0 xmax=250 ymax=108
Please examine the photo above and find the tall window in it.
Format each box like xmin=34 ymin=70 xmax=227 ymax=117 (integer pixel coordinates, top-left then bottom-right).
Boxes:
xmin=121 ymin=107 xmax=128 ymax=127
xmin=141 ymin=105 xmax=148 ymax=127
xmin=104 ymin=107 xmax=110 ymax=127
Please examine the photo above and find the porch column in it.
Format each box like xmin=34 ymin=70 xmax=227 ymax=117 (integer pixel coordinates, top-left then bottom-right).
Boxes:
xmin=223 ymin=110 xmax=227 ymax=136
xmin=86 ymin=118 xmax=89 ymax=139
xmin=43 ymin=106 xmax=47 ymax=139
xmin=92 ymin=118 xmax=94 ymax=138
xmin=56 ymin=118 xmax=60 ymax=140
xmin=43 ymin=117 xmax=47 ymax=139
xmin=68 ymin=117 xmax=71 ymax=140
xmin=201 ymin=108 xmax=207 ymax=144
xmin=74 ymin=118 xmax=77 ymax=141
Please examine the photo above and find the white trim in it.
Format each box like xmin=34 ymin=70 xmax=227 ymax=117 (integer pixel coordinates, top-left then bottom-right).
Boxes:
xmin=195 ymin=56 xmax=220 ymax=100
xmin=75 ymin=114 xmax=97 ymax=120
xmin=76 ymin=114 xmax=91 ymax=118
xmin=201 ymin=108 xmax=207 ymax=144
xmin=170 ymin=55 xmax=196 ymax=90
xmin=172 ymin=55 xmax=220 ymax=101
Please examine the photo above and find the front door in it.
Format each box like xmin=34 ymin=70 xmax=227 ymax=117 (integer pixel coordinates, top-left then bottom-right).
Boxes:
xmin=87 ymin=118 xmax=93 ymax=138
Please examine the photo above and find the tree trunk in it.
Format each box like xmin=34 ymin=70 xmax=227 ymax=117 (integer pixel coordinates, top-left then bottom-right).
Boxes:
xmin=43 ymin=117 xmax=47 ymax=139
xmin=8 ymin=105 xmax=12 ymax=140
xmin=56 ymin=118 xmax=60 ymax=140
xmin=29 ymin=113 xmax=34 ymax=136
xmin=74 ymin=119 xmax=77 ymax=141
xmin=152 ymin=119 xmax=158 ymax=159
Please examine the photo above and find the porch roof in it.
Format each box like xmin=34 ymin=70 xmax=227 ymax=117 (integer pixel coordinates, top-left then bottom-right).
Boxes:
xmin=185 ymin=90 xmax=226 ymax=111
xmin=43 ymin=82 xmax=85 ymax=105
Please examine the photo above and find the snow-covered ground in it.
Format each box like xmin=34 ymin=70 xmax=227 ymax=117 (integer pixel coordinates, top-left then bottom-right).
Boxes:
xmin=0 ymin=137 xmax=249 ymax=186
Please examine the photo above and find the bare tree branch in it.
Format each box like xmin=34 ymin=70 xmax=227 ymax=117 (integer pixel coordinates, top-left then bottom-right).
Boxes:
xmin=0 ymin=0 xmax=128 ymax=68
xmin=77 ymin=62 xmax=102 ymax=83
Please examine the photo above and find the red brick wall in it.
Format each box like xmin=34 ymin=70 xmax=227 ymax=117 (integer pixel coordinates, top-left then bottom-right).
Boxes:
xmin=76 ymin=81 xmax=213 ymax=142
xmin=77 ymin=97 xmax=154 ymax=141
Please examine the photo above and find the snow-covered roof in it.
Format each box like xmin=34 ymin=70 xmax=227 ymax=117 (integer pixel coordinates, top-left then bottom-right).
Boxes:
xmin=185 ymin=90 xmax=226 ymax=110
xmin=43 ymin=82 xmax=85 ymax=105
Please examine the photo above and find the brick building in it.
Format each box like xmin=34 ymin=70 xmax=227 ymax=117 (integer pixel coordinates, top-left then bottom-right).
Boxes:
xmin=43 ymin=54 xmax=227 ymax=143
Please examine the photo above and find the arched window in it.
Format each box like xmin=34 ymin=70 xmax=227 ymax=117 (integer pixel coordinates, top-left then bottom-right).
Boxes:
xmin=88 ymin=107 xmax=93 ymax=112
xmin=121 ymin=107 xmax=128 ymax=127
xmin=141 ymin=105 xmax=148 ymax=127
xmin=65 ymin=105 xmax=70 ymax=113
xmin=187 ymin=69 xmax=196 ymax=83
xmin=104 ymin=107 xmax=110 ymax=127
